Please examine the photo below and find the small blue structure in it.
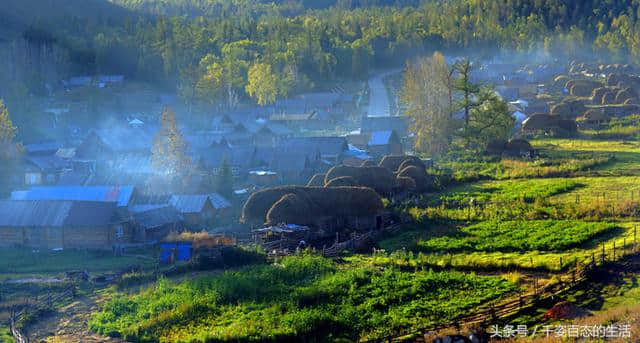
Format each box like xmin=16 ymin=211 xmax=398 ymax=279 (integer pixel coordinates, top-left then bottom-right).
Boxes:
xmin=160 ymin=242 xmax=192 ymax=264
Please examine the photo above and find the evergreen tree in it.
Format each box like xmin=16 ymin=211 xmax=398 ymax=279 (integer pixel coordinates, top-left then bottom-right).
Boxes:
xmin=216 ymin=155 xmax=234 ymax=199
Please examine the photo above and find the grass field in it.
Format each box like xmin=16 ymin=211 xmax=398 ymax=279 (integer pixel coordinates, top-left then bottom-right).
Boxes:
xmin=0 ymin=248 xmax=157 ymax=281
xmin=89 ymin=255 xmax=516 ymax=342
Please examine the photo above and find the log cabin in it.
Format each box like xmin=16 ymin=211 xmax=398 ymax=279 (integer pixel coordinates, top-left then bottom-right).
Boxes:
xmin=0 ymin=200 xmax=131 ymax=250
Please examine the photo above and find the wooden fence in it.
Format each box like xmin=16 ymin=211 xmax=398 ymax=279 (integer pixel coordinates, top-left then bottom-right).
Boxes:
xmin=8 ymin=286 xmax=75 ymax=343
xmin=362 ymin=243 xmax=640 ymax=342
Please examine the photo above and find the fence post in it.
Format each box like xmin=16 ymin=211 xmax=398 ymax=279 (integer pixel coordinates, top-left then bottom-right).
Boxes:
xmin=559 ymin=257 xmax=563 ymax=271
xmin=635 ymin=225 xmax=637 ymax=252
xmin=602 ymin=243 xmax=606 ymax=264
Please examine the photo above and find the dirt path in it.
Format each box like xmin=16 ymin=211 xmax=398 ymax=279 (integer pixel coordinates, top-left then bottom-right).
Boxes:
xmin=26 ymin=293 xmax=125 ymax=343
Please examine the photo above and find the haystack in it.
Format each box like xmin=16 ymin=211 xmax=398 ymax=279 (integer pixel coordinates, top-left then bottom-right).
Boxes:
xmin=324 ymin=165 xmax=395 ymax=194
xmin=397 ymin=165 xmax=434 ymax=192
xmin=265 ymin=193 xmax=313 ymax=226
xmin=485 ymin=139 xmax=508 ymax=155
xmin=506 ymin=139 xmax=532 ymax=153
xmin=396 ymin=176 xmax=417 ymax=192
xmin=242 ymin=186 xmax=384 ymax=225
xmin=379 ymin=155 xmax=424 ymax=172
xmin=307 ymin=173 xmax=326 ymax=187
xmin=550 ymin=100 xmax=586 ymax=118
xmin=615 ymin=88 xmax=637 ymax=104
xmin=398 ymin=158 xmax=426 ymax=172
xmin=568 ymin=80 xmax=602 ymax=97
xmin=624 ymin=98 xmax=638 ymax=105
xmin=591 ymin=87 xmax=608 ymax=105
xmin=325 ymin=176 xmax=358 ymax=187
xmin=360 ymin=160 xmax=377 ymax=167
xmin=601 ymin=91 xmax=616 ymax=105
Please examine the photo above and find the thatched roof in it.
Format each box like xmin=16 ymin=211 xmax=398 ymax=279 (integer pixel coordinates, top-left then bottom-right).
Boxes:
xmin=325 ymin=176 xmax=357 ymax=187
xmin=324 ymin=165 xmax=395 ymax=195
xmin=379 ymin=155 xmax=424 ymax=173
xmin=242 ymin=186 xmax=384 ymax=225
xmin=307 ymin=173 xmax=326 ymax=187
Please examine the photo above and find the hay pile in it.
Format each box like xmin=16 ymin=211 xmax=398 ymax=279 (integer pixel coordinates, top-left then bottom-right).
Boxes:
xmin=325 ymin=176 xmax=357 ymax=187
xmin=601 ymin=91 xmax=617 ymax=105
xmin=325 ymin=165 xmax=395 ymax=194
xmin=379 ymin=155 xmax=424 ymax=172
xmin=360 ymin=160 xmax=377 ymax=167
xmin=397 ymin=165 xmax=434 ymax=192
xmin=506 ymin=139 xmax=532 ymax=152
xmin=307 ymin=173 xmax=326 ymax=187
xmin=485 ymin=139 xmax=508 ymax=155
xmin=395 ymin=176 xmax=416 ymax=192
xmin=550 ymin=99 xmax=586 ymax=118
xmin=567 ymin=80 xmax=602 ymax=97
xmin=591 ymin=87 xmax=608 ymax=105
xmin=615 ymin=88 xmax=637 ymax=104
xmin=241 ymin=186 xmax=384 ymax=225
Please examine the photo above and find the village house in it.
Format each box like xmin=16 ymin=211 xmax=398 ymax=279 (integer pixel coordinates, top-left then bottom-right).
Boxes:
xmin=367 ymin=130 xmax=403 ymax=158
xmin=130 ymin=205 xmax=183 ymax=242
xmin=361 ymin=116 xmax=410 ymax=138
xmin=0 ymin=200 xmax=130 ymax=250
xmin=279 ymin=137 xmax=349 ymax=164
xmin=10 ymin=185 xmax=136 ymax=209
xmin=169 ymin=194 xmax=218 ymax=227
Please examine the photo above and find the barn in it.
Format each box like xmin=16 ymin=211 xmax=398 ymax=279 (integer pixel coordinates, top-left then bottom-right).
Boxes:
xmin=0 ymin=200 xmax=130 ymax=250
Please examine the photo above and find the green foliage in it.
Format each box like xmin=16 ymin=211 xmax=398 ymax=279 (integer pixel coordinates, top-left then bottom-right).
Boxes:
xmin=90 ymin=255 xmax=515 ymax=341
xmin=0 ymin=100 xmax=16 ymax=142
xmin=418 ymin=220 xmax=617 ymax=253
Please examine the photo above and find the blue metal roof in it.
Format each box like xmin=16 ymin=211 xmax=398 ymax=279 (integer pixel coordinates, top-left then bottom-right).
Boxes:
xmin=368 ymin=131 xmax=393 ymax=146
xmin=11 ymin=186 xmax=134 ymax=207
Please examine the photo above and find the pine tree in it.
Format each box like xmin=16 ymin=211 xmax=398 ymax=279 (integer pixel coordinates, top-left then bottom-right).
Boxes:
xmin=216 ymin=155 xmax=234 ymax=199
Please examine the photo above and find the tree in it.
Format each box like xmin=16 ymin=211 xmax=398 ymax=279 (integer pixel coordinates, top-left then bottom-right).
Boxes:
xmin=216 ymin=155 xmax=234 ymax=199
xmin=400 ymin=52 xmax=454 ymax=156
xmin=0 ymin=100 xmax=16 ymax=142
xmin=246 ymin=63 xmax=278 ymax=105
xmin=452 ymin=59 xmax=481 ymax=130
xmin=152 ymin=106 xmax=192 ymax=177
xmin=463 ymin=88 xmax=514 ymax=147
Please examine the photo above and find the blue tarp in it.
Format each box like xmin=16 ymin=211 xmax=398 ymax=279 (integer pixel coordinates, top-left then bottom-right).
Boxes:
xmin=160 ymin=242 xmax=192 ymax=263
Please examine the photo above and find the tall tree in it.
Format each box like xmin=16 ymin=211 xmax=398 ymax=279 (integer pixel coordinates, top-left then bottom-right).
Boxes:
xmin=216 ymin=155 xmax=234 ymax=199
xmin=0 ymin=100 xmax=16 ymax=142
xmin=246 ymin=63 xmax=278 ymax=105
xmin=400 ymin=52 xmax=454 ymax=156
xmin=452 ymin=59 xmax=480 ymax=130
xmin=152 ymin=106 xmax=192 ymax=177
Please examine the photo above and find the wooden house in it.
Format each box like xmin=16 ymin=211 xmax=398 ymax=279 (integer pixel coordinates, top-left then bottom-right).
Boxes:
xmin=131 ymin=205 xmax=183 ymax=242
xmin=0 ymin=200 xmax=130 ymax=250
xmin=169 ymin=194 xmax=217 ymax=227
xmin=367 ymin=130 xmax=403 ymax=157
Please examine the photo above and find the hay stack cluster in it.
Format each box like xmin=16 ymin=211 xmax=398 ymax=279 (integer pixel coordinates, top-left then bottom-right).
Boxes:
xmin=550 ymin=99 xmax=587 ymax=118
xmin=325 ymin=176 xmax=357 ymax=187
xmin=565 ymin=80 xmax=602 ymax=97
xmin=242 ymin=186 xmax=383 ymax=226
xmin=324 ymin=165 xmax=395 ymax=195
xmin=307 ymin=173 xmax=326 ymax=186
xmin=379 ymin=155 xmax=434 ymax=193
xmin=360 ymin=160 xmax=377 ymax=167
xmin=522 ymin=113 xmax=577 ymax=134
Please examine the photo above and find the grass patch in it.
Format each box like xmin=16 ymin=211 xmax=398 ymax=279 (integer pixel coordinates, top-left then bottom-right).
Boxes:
xmin=417 ymin=220 xmax=617 ymax=253
xmin=0 ymin=248 xmax=156 ymax=280
xmin=89 ymin=255 xmax=516 ymax=341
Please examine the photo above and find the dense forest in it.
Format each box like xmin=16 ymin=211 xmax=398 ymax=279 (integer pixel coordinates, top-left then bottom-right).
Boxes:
xmin=3 ymin=0 xmax=640 ymax=105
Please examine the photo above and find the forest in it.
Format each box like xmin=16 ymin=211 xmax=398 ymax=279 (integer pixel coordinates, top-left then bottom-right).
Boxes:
xmin=3 ymin=0 xmax=640 ymax=107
